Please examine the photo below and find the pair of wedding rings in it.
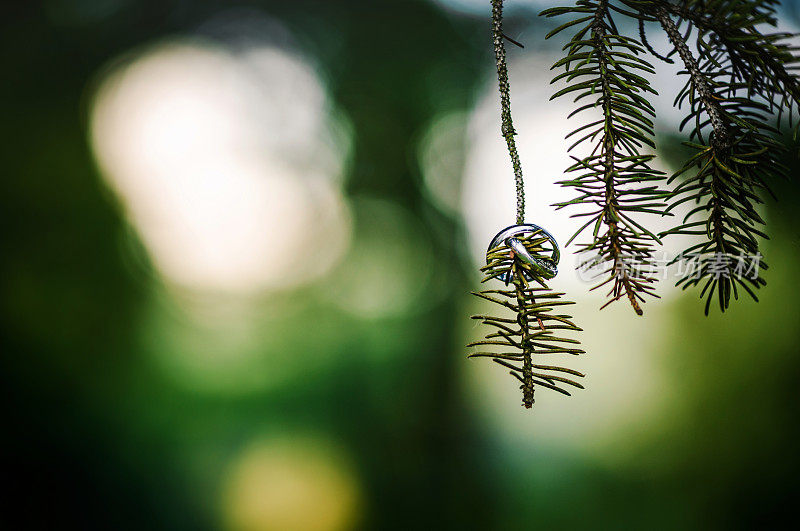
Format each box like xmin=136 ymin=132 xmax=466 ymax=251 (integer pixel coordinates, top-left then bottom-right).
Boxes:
xmin=487 ymin=224 xmax=560 ymax=283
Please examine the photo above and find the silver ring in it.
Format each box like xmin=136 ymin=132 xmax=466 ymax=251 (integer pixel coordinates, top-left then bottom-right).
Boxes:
xmin=486 ymin=224 xmax=560 ymax=281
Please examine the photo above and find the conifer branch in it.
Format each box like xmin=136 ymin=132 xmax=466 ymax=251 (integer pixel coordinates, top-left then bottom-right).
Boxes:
xmin=492 ymin=0 xmax=526 ymax=223
xmin=661 ymin=1 xmax=800 ymax=111
xmin=651 ymin=0 xmax=787 ymax=312
xmin=470 ymin=232 xmax=584 ymax=408
xmin=541 ymin=0 xmax=800 ymax=314
xmin=543 ymin=0 xmax=666 ymax=315
xmin=656 ymin=6 xmax=731 ymax=148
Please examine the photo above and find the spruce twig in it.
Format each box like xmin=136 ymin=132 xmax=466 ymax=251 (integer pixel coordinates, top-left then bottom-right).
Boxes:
xmin=469 ymin=234 xmax=584 ymax=408
xmin=492 ymin=0 xmax=526 ymax=224
xmin=543 ymin=0 xmax=666 ymax=315
xmin=541 ymin=0 xmax=800 ymax=314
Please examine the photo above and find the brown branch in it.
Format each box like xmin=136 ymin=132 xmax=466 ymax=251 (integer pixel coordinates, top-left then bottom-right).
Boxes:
xmin=513 ymin=272 xmax=535 ymax=408
xmin=594 ymin=0 xmax=644 ymax=315
xmin=655 ymin=5 xmax=731 ymax=149
xmin=491 ymin=0 xmax=525 ymax=224
xmin=659 ymin=2 xmax=800 ymax=103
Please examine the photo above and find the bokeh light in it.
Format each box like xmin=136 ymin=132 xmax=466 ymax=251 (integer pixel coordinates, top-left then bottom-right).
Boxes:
xmin=416 ymin=112 xmax=470 ymax=217
xmin=323 ymin=196 xmax=439 ymax=319
xmin=221 ymin=436 xmax=361 ymax=531
xmin=90 ymin=39 xmax=351 ymax=294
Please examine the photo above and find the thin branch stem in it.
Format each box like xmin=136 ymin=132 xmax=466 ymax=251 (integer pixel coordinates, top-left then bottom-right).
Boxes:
xmin=492 ymin=0 xmax=525 ymax=224
xmin=656 ymin=5 xmax=730 ymax=149
xmin=513 ymin=272 xmax=535 ymax=408
xmin=660 ymin=1 xmax=800 ymax=104
xmin=594 ymin=0 xmax=644 ymax=315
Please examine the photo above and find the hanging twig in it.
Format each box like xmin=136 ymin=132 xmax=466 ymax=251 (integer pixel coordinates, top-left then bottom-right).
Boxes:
xmin=492 ymin=0 xmax=525 ymax=224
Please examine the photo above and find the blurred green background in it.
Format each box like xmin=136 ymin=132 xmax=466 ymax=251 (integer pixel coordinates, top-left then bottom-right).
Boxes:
xmin=3 ymin=1 xmax=800 ymax=529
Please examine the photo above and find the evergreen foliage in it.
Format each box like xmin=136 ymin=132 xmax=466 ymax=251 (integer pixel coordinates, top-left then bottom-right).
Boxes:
xmin=473 ymin=1 xmax=585 ymax=409
xmin=469 ymin=231 xmax=584 ymax=408
xmin=542 ymin=0 xmax=800 ymax=314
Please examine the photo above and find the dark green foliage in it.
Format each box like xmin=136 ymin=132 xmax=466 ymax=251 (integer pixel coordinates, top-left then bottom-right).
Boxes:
xmin=481 ymin=1 xmax=585 ymax=410
xmin=469 ymin=232 xmax=584 ymax=408
xmin=655 ymin=1 xmax=786 ymax=313
xmin=543 ymin=0 xmax=667 ymax=315
xmin=542 ymin=0 xmax=800 ymax=314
